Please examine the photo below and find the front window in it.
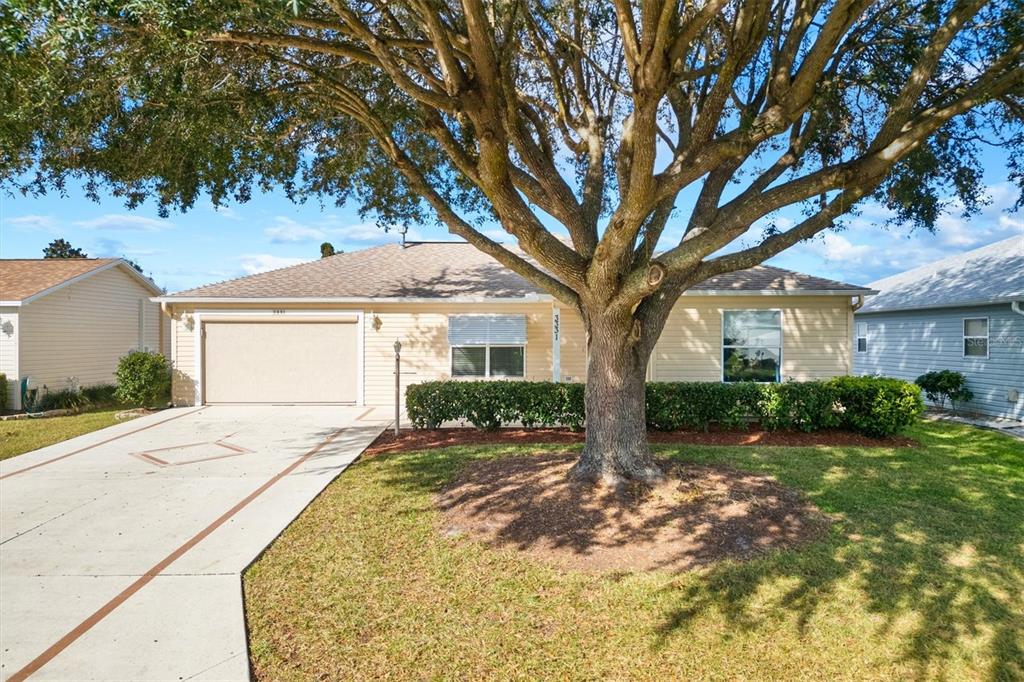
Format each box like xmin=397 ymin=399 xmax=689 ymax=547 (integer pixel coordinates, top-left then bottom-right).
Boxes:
xmin=856 ymin=322 xmax=868 ymax=353
xmin=723 ymin=310 xmax=782 ymax=382
xmin=451 ymin=345 xmax=525 ymax=377
xmin=448 ymin=314 xmax=527 ymax=378
xmin=963 ymin=318 xmax=988 ymax=358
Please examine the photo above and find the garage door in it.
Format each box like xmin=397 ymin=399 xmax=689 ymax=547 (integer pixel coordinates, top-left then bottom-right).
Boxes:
xmin=203 ymin=320 xmax=359 ymax=404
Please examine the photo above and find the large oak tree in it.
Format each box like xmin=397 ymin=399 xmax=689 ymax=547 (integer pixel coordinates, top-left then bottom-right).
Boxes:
xmin=2 ymin=0 xmax=1021 ymax=483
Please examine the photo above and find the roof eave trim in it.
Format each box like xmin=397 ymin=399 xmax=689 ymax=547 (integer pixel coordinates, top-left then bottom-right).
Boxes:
xmin=19 ymin=260 xmax=162 ymax=305
xmin=152 ymin=295 xmax=555 ymax=304
xmin=153 ymin=289 xmax=874 ymax=304
xmin=0 ymin=301 xmax=22 ymax=307
xmin=681 ymin=288 xmax=877 ymax=297
xmin=857 ymin=295 xmax=1024 ymax=314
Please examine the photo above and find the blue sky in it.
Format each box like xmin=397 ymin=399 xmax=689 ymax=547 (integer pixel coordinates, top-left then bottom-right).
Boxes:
xmin=1 ymin=147 xmax=1020 ymax=294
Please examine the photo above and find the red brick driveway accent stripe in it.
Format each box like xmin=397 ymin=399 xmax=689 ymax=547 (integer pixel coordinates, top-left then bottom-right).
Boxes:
xmin=7 ymin=426 xmax=347 ymax=681
xmin=0 ymin=408 xmax=208 ymax=481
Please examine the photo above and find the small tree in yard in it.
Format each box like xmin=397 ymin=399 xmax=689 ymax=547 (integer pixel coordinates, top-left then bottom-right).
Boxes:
xmin=115 ymin=351 xmax=171 ymax=408
xmin=2 ymin=1 xmax=1021 ymax=483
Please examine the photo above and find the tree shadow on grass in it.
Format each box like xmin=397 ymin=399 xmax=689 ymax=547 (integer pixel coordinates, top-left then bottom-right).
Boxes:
xmin=371 ymin=424 xmax=1023 ymax=679
xmin=652 ymin=424 xmax=1024 ymax=680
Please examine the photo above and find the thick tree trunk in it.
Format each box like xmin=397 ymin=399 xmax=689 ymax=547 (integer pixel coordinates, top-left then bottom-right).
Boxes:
xmin=568 ymin=314 xmax=663 ymax=486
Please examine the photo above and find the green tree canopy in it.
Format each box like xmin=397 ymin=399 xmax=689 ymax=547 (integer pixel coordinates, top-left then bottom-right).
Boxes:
xmin=42 ymin=238 xmax=88 ymax=259
xmin=3 ymin=0 xmax=1021 ymax=481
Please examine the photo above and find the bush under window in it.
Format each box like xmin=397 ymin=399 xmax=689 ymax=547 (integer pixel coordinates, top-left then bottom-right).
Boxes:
xmin=406 ymin=377 xmax=922 ymax=437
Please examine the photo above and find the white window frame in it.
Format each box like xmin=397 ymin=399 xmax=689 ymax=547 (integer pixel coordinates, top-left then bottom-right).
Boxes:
xmin=856 ymin=321 xmax=868 ymax=353
xmin=963 ymin=317 xmax=989 ymax=359
xmin=721 ymin=309 xmax=784 ymax=383
xmin=450 ymin=344 xmax=526 ymax=378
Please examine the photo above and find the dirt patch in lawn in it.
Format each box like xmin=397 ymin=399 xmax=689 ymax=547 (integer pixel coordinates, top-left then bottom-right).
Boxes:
xmin=366 ymin=426 xmax=915 ymax=456
xmin=436 ymin=453 xmax=830 ymax=574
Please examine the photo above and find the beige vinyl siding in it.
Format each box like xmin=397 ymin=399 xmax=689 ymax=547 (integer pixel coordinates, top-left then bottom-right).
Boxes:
xmin=557 ymin=307 xmax=587 ymax=382
xmin=19 ymin=266 xmax=164 ymax=394
xmin=0 ymin=307 xmax=19 ymax=409
xmin=167 ymin=295 xmax=853 ymax=406
xmin=363 ymin=302 xmax=552 ymax=405
xmin=167 ymin=302 xmax=554 ymax=406
xmin=170 ymin=310 xmax=196 ymax=405
xmin=652 ymin=296 xmax=852 ymax=382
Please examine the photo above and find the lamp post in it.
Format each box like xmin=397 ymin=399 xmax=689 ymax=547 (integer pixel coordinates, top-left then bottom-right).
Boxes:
xmin=393 ymin=339 xmax=402 ymax=436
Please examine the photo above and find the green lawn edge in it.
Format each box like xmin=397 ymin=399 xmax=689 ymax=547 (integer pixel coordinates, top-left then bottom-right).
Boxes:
xmin=0 ymin=410 xmax=125 ymax=461
xmin=243 ymin=420 xmax=1024 ymax=681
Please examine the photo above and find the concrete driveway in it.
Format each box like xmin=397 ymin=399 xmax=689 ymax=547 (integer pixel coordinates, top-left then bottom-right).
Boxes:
xmin=0 ymin=405 xmax=389 ymax=681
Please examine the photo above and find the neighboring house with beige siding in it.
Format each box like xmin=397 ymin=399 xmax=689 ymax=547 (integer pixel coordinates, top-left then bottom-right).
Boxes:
xmin=155 ymin=242 xmax=873 ymax=408
xmin=0 ymin=259 xmax=167 ymax=410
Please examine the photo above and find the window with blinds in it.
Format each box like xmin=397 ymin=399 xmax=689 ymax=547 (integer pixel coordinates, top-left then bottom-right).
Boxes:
xmin=448 ymin=315 xmax=526 ymax=377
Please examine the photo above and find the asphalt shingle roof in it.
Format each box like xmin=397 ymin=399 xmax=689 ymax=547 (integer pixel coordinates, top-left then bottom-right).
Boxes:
xmin=859 ymin=235 xmax=1024 ymax=312
xmin=167 ymin=242 xmax=871 ymax=299
xmin=0 ymin=258 xmax=120 ymax=302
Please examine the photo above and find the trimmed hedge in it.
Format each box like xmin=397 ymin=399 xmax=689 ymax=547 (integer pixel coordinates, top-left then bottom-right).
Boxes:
xmin=406 ymin=376 xmax=923 ymax=437
xmin=0 ymin=373 xmax=7 ymax=412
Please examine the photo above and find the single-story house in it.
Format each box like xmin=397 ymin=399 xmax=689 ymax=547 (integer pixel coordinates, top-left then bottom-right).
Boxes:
xmin=854 ymin=235 xmax=1024 ymax=420
xmin=155 ymin=242 xmax=872 ymax=407
xmin=0 ymin=258 xmax=168 ymax=410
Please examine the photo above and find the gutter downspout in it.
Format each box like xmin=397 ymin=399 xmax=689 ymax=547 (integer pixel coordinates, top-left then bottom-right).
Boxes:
xmin=852 ymin=294 xmax=865 ymax=312
xmin=1012 ymin=301 xmax=1024 ymax=318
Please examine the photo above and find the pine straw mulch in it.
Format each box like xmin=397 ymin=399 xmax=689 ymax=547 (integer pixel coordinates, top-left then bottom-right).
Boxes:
xmin=364 ymin=426 xmax=916 ymax=457
xmin=435 ymin=453 xmax=831 ymax=574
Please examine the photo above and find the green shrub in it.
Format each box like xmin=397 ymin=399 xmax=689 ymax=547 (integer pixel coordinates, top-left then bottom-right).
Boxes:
xmin=915 ymin=370 xmax=973 ymax=413
xmin=80 ymin=383 xmax=119 ymax=407
xmin=0 ymin=373 xmax=7 ymax=412
xmin=30 ymin=383 xmax=121 ymax=413
xmin=407 ymin=376 xmax=922 ymax=437
xmin=646 ymin=382 xmax=758 ymax=431
xmin=407 ymin=381 xmax=584 ymax=431
xmin=115 ymin=351 xmax=171 ymax=407
xmin=35 ymin=388 xmax=90 ymax=411
xmin=827 ymin=375 xmax=924 ymax=437
xmin=758 ymin=381 xmax=842 ymax=432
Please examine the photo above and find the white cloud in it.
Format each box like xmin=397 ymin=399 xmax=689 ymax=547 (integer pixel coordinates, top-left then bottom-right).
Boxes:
xmin=805 ymin=232 xmax=874 ymax=264
xmin=75 ymin=214 xmax=172 ymax=232
xmin=265 ymin=217 xmax=327 ymax=243
xmin=94 ymin=238 xmax=160 ymax=258
xmin=326 ymin=221 xmax=426 ymax=243
xmin=5 ymin=214 xmax=59 ymax=232
xmin=239 ymin=254 xmax=309 ymax=275
xmin=212 ymin=205 xmax=241 ymax=220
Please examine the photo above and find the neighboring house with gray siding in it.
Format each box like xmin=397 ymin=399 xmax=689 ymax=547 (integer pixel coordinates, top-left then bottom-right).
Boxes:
xmin=854 ymin=235 xmax=1024 ymax=420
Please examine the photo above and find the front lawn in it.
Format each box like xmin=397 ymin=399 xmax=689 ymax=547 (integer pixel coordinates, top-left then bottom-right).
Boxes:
xmin=0 ymin=410 xmax=124 ymax=461
xmin=244 ymin=421 xmax=1024 ymax=680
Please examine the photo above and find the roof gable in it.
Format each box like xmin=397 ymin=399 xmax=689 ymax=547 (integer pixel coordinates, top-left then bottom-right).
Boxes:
xmin=0 ymin=259 xmax=161 ymax=304
xmin=163 ymin=242 xmax=871 ymax=301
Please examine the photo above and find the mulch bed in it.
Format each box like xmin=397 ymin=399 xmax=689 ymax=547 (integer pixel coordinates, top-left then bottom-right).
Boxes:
xmin=365 ymin=426 xmax=915 ymax=456
xmin=437 ymin=453 xmax=831 ymax=574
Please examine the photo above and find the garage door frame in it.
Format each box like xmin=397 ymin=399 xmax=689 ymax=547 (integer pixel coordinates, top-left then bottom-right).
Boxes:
xmin=193 ymin=309 xmax=364 ymax=406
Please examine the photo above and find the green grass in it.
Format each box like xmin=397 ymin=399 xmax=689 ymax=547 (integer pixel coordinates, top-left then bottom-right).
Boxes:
xmin=0 ymin=410 xmax=124 ymax=461
xmin=244 ymin=421 xmax=1024 ymax=681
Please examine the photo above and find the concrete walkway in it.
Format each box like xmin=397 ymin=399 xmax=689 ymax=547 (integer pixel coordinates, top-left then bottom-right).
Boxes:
xmin=0 ymin=406 xmax=389 ymax=681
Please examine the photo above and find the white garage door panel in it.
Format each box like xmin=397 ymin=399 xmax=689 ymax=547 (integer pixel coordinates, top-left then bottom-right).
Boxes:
xmin=203 ymin=321 xmax=358 ymax=404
